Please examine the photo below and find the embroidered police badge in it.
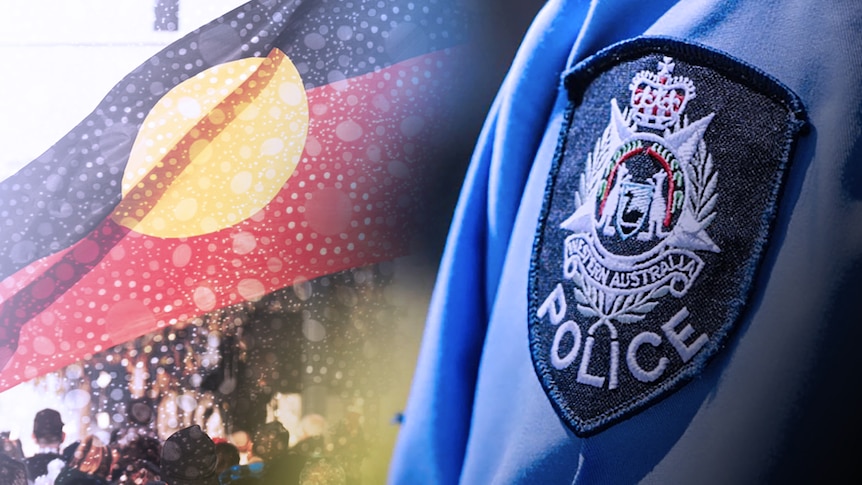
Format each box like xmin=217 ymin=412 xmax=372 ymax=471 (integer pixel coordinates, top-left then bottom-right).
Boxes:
xmin=528 ymin=38 xmax=807 ymax=436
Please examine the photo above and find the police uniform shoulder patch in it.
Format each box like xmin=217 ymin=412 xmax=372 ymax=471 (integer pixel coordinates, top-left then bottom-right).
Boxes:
xmin=528 ymin=37 xmax=807 ymax=436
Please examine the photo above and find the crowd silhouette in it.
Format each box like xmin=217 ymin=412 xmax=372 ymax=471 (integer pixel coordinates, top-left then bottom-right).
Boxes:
xmin=0 ymin=407 xmax=361 ymax=485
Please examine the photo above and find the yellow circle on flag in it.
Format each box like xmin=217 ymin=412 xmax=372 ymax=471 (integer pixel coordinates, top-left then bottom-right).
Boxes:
xmin=114 ymin=49 xmax=308 ymax=238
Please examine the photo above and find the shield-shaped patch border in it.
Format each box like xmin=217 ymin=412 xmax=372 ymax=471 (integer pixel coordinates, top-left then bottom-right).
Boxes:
xmin=528 ymin=36 xmax=808 ymax=437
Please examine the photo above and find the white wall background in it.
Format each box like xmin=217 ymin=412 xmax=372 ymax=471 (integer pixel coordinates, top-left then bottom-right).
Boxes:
xmin=0 ymin=0 xmax=247 ymax=181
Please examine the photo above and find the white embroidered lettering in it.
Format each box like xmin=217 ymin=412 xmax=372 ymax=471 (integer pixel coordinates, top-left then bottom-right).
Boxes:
xmin=577 ymin=337 xmax=605 ymax=388
xmin=626 ymin=331 xmax=669 ymax=383
xmin=659 ymin=259 xmax=671 ymax=275
xmin=576 ymin=321 xmax=620 ymax=388
xmin=538 ymin=283 xmax=567 ymax=325
xmin=661 ymin=307 xmax=708 ymax=363
xmin=682 ymin=259 xmax=697 ymax=274
xmin=551 ymin=320 xmax=582 ymax=370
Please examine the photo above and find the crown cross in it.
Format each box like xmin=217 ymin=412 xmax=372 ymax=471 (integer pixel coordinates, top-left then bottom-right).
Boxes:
xmin=629 ymin=56 xmax=695 ymax=130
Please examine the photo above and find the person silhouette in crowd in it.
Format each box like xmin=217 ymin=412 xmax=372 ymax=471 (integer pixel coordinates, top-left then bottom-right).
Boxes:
xmin=217 ymin=462 xmax=264 ymax=485
xmin=293 ymin=415 xmax=326 ymax=459
xmin=159 ymin=425 xmax=219 ymax=485
xmin=213 ymin=441 xmax=240 ymax=475
xmin=0 ymin=452 xmax=27 ymax=485
xmin=112 ymin=434 xmax=162 ymax=484
xmin=330 ymin=409 xmax=365 ymax=485
xmin=54 ymin=435 xmax=112 ymax=485
xmin=250 ymin=422 xmax=305 ymax=485
xmin=0 ymin=433 xmax=24 ymax=463
xmin=228 ymin=430 xmax=252 ymax=465
xmin=24 ymin=408 xmax=66 ymax=482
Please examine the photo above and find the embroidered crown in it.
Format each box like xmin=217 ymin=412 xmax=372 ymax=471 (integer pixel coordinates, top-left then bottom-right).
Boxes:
xmin=629 ymin=57 xmax=695 ymax=130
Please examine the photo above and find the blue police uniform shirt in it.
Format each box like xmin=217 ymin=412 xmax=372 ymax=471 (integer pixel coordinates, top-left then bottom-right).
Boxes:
xmin=390 ymin=0 xmax=862 ymax=483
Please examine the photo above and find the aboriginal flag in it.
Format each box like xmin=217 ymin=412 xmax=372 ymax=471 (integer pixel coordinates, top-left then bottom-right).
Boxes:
xmin=0 ymin=0 xmax=468 ymax=390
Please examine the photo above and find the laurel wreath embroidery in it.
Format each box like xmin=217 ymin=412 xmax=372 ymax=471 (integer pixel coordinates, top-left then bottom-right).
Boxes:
xmin=569 ymin=112 xmax=717 ymax=324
